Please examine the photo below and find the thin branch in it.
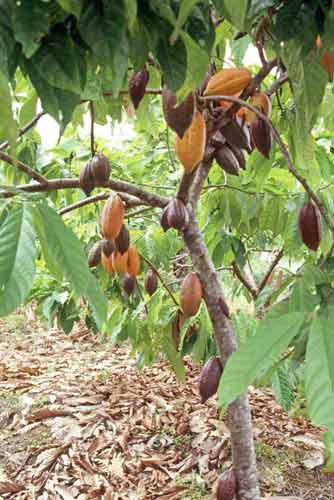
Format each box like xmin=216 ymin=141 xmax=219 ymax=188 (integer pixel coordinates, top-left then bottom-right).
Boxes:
xmin=59 ymin=192 xmax=143 ymax=216
xmin=127 ymin=206 xmax=157 ymax=218
xmin=102 ymin=88 xmax=162 ymax=97
xmin=257 ymin=248 xmax=284 ymax=294
xmin=140 ymin=253 xmax=179 ymax=308
xmin=0 ymin=111 xmax=45 ymax=151
xmin=0 ymin=150 xmax=48 ymax=185
xmin=266 ymin=73 xmax=289 ymax=96
xmin=89 ymin=101 xmax=95 ymax=156
xmin=232 ymin=262 xmax=258 ymax=299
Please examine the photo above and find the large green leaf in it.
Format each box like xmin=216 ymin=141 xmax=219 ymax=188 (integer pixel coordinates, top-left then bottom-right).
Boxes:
xmin=57 ymin=0 xmax=82 ymax=18
xmin=155 ymin=33 xmax=187 ymax=92
xmin=0 ymin=2 xmax=19 ymax=79
xmin=305 ymin=308 xmax=334 ymax=428
xmin=170 ymin=0 xmax=200 ymax=44
xmin=212 ymin=0 xmax=248 ymax=30
xmin=0 ymin=204 xmax=36 ymax=316
xmin=13 ymin=0 xmax=50 ymax=58
xmin=0 ymin=71 xmax=17 ymax=146
xmin=31 ymin=202 xmax=107 ymax=329
xmin=218 ymin=312 xmax=305 ymax=407
xmin=177 ymin=31 xmax=209 ymax=100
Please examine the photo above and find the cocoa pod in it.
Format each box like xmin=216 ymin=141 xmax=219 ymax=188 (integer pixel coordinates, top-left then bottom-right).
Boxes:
xmin=123 ymin=273 xmax=136 ymax=295
xmin=180 ymin=272 xmax=203 ymax=317
xmin=160 ymin=205 xmax=171 ymax=232
xmin=172 ymin=309 xmax=198 ymax=350
xmin=128 ymin=69 xmax=149 ymax=109
xmin=79 ymin=161 xmax=95 ymax=196
xmin=101 ymin=194 xmax=125 ymax=240
xmin=162 ymin=89 xmax=195 ymax=139
xmin=101 ymin=251 xmax=115 ymax=274
xmin=90 ymin=153 xmax=111 ymax=185
xmin=115 ymin=224 xmax=130 ymax=255
xmin=250 ymin=116 xmax=272 ymax=158
xmin=144 ymin=269 xmax=158 ymax=296
xmin=228 ymin=143 xmax=246 ymax=170
xmin=321 ymin=50 xmax=334 ymax=82
xmin=166 ymin=198 xmax=189 ymax=230
xmin=175 ymin=110 xmax=206 ymax=172
xmin=199 ymin=356 xmax=223 ymax=403
xmin=298 ymin=202 xmax=321 ymax=251
xmin=127 ymin=245 xmax=140 ymax=277
xmin=245 ymin=93 xmax=272 ymax=123
xmin=219 ymin=296 xmax=231 ymax=318
xmin=88 ymin=241 xmax=102 ymax=268
xmin=203 ymin=67 xmax=251 ymax=97
xmin=216 ymin=469 xmax=237 ymax=500
xmin=214 ymin=146 xmax=240 ymax=176
xmin=111 ymin=250 xmax=129 ymax=273
xmin=101 ymin=239 xmax=115 ymax=257
xmin=220 ymin=119 xmax=251 ymax=152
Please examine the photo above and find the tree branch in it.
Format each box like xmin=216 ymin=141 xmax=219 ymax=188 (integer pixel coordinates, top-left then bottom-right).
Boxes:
xmin=232 ymin=262 xmax=258 ymax=299
xmin=59 ymin=192 xmax=143 ymax=216
xmin=258 ymin=248 xmax=284 ymax=294
xmin=0 ymin=111 xmax=45 ymax=151
xmin=0 ymin=150 xmax=48 ymax=185
xmin=266 ymin=73 xmax=289 ymax=96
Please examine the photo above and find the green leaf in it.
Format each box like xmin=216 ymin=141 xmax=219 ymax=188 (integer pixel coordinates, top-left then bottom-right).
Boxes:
xmin=0 ymin=204 xmax=36 ymax=316
xmin=19 ymin=93 xmax=38 ymax=127
xmin=177 ymin=31 xmax=209 ymax=100
xmin=162 ymin=326 xmax=186 ymax=381
xmin=13 ymin=0 xmax=50 ymax=58
xmin=57 ymin=0 xmax=82 ymax=18
xmin=0 ymin=71 xmax=17 ymax=146
xmin=155 ymin=33 xmax=187 ymax=92
xmin=31 ymin=201 xmax=107 ymax=329
xmin=170 ymin=0 xmax=200 ymax=44
xmin=0 ymin=2 xmax=20 ymax=79
xmin=212 ymin=0 xmax=248 ymax=31
xmin=218 ymin=312 xmax=304 ymax=407
xmin=124 ymin=0 xmax=137 ymax=32
xmin=305 ymin=308 xmax=334 ymax=428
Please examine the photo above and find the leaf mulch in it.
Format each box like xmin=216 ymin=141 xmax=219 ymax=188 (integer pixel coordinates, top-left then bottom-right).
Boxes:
xmin=0 ymin=313 xmax=333 ymax=500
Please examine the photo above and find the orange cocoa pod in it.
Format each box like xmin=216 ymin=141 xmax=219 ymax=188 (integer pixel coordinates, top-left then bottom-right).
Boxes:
xmin=126 ymin=245 xmax=140 ymax=277
xmin=321 ymin=50 xmax=334 ymax=82
xmin=111 ymin=250 xmax=129 ymax=273
xmin=101 ymin=194 xmax=125 ymax=240
xmin=101 ymin=251 xmax=115 ymax=274
xmin=245 ymin=93 xmax=272 ymax=123
xmin=219 ymin=92 xmax=241 ymax=109
xmin=203 ymin=68 xmax=251 ymax=97
xmin=175 ymin=110 xmax=206 ymax=172
xmin=180 ymin=272 xmax=203 ymax=317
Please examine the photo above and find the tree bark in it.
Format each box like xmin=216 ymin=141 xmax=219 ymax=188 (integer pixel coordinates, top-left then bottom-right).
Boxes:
xmin=182 ymin=210 xmax=260 ymax=500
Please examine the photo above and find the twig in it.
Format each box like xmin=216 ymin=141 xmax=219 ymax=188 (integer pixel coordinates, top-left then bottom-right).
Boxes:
xmin=0 ymin=150 xmax=48 ymax=185
xmin=140 ymin=253 xmax=179 ymax=307
xmin=266 ymin=73 xmax=289 ymax=96
xmin=102 ymin=88 xmax=162 ymax=97
xmin=0 ymin=111 xmax=45 ymax=151
xmin=232 ymin=262 xmax=258 ymax=299
xmin=257 ymin=248 xmax=284 ymax=294
xmin=59 ymin=192 xmax=143 ymax=216
xmin=89 ymin=101 xmax=95 ymax=156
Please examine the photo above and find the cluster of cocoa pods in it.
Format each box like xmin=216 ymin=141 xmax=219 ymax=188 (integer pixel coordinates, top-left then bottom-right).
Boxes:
xmin=79 ymin=153 xmax=111 ymax=196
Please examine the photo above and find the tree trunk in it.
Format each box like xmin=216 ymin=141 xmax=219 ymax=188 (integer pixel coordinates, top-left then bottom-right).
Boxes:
xmin=182 ymin=210 xmax=260 ymax=500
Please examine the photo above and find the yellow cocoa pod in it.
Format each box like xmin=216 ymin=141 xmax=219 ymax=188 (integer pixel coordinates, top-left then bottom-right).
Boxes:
xmin=180 ymin=272 xmax=203 ymax=317
xmin=174 ymin=110 xmax=206 ymax=172
xmin=126 ymin=245 xmax=140 ymax=277
xmin=245 ymin=93 xmax=272 ymax=123
xmin=203 ymin=68 xmax=252 ymax=97
xmin=111 ymin=250 xmax=129 ymax=273
xmin=101 ymin=251 xmax=115 ymax=274
xmin=101 ymin=194 xmax=125 ymax=240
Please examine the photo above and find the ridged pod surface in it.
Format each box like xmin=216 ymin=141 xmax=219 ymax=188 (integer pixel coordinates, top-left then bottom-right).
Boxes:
xmin=175 ymin=110 xmax=206 ymax=172
xmin=128 ymin=69 xmax=149 ymax=109
xmin=180 ymin=272 xmax=203 ymax=317
xmin=166 ymin=198 xmax=189 ymax=230
xmin=111 ymin=250 xmax=129 ymax=273
xmin=123 ymin=273 xmax=136 ymax=295
xmin=216 ymin=469 xmax=237 ymax=500
xmin=214 ymin=146 xmax=240 ymax=176
xmin=199 ymin=356 xmax=223 ymax=403
xmin=88 ymin=241 xmax=102 ymax=268
xmin=298 ymin=202 xmax=321 ymax=251
xmin=245 ymin=93 xmax=272 ymax=123
xmin=160 ymin=205 xmax=171 ymax=232
xmin=115 ymin=224 xmax=130 ymax=254
xmin=144 ymin=269 xmax=158 ymax=296
xmin=203 ymin=68 xmax=251 ymax=97
xmin=101 ymin=251 xmax=115 ymax=274
xmin=101 ymin=239 xmax=115 ymax=257
xmin=250 ymin=116 xmax=272 ymax=158
xmin=162 ymin=89 xmax=195 ymax=138
xmin=101 ymin=194 xmax=125 ymax=240
xmin=90 ymin=154 xmax=111 ymax=185
xmin=220 ymin=119 xmax=251 ymax=152
xmin=79 ymin=161 xmax=94 ymax=196
xmin=127 ymin=246 xmax=140 ymax=277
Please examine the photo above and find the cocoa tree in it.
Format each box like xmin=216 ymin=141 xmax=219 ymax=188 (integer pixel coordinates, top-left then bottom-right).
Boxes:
xmin=1 ymin=1 xmax=334 ymax=498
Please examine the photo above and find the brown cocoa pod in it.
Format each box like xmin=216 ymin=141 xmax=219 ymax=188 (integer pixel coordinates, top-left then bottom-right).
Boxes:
xmin=90 ymin=154 xmax=111 ymax=185
xmin=79 ymin=161 xmax=95 ymax=196
xmin=199 ymin=356 xmax=223 ymax=403
xmin=162 ymin=89 xmax=195 ymax=138
xmin=214 ymin=146 xmax=240 ymax=176
xmin=144 ymin=269 xmax=158 ymax=296
xmin=101 ymin=194 xmax=125 ymax=240
xmin=250 ymin=116 xmax=272 ymax=158
xmin=88 ymin=241 xmax=102 ymax=268
xmin=166 ymin=198 xmax=189 ymax=230
xmin=128 ymin=69 xmax=149 ymax=109
xmin=180 ymin=272 xmax=203 ymax=317
xmin=228 ymin=143 xmax=246 ymax=170
xmin=219 ymin=296 xmax=231 ymax=318
xmin=115 ymin=224 xmax=130 ymax=255
xmin=101 ymin=239 xmax=115 ymax=257
xmin=216 ymin=469 xmax=237 ymax=500
xmin=111 ymin=250 xmax=129 ymax=273
xmin=127 ymin=245 xmax=140 ymax=277
xmin=160 ymin=205 xmax=171 ymax=232
xmin=298 ymin=202 xmax=321 ymax=251
xmin=220 ymin=119 xmax=251 ymax=153
xmin=123 ymin=273 xmax=136 ymax=295
xmin=101 ymin=251 xmax=115 ymax=274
